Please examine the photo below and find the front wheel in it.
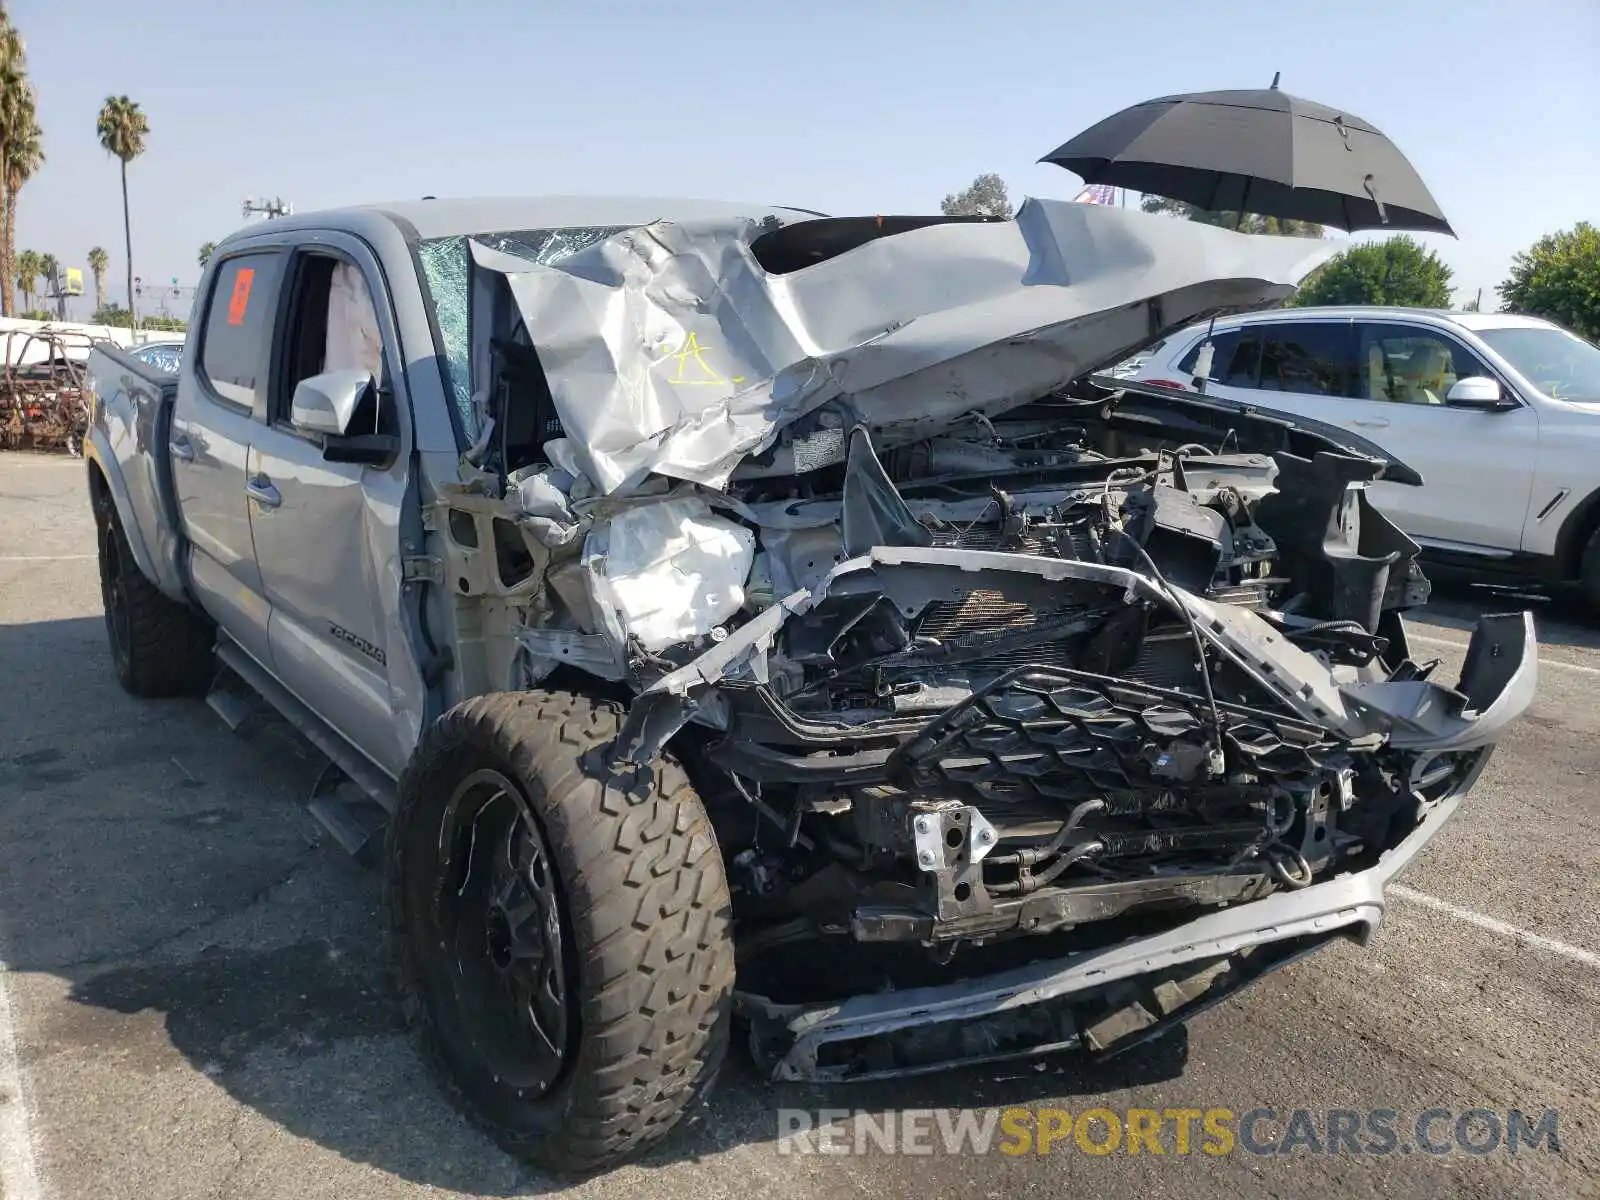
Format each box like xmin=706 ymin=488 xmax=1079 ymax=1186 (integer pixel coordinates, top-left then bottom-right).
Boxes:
xmin=386 ymin=691 xmax=734 ymax=1173
xmin=1582 ymin=526 xmax=1600 ymax=616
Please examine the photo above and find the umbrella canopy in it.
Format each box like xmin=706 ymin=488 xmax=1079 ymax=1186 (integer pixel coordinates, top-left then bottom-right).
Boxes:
xmin=1040 ymin=83 xmax=1453 ymax=235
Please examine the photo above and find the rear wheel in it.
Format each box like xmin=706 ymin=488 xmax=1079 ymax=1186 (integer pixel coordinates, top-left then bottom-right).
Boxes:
xmin=95 ymin=504 xmax=214 ymax=697
xmin=1581 ymin=526 xmax=1600 ymax=615
xmin=386 ymin=691 xmax=734 ymax=1173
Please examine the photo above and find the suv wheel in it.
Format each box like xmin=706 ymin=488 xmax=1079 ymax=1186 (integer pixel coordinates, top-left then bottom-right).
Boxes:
xmin=1581 ymin=526 xmax=1600 ymax=615
xmin=386 ymin=691 xmax=733 ymax=1173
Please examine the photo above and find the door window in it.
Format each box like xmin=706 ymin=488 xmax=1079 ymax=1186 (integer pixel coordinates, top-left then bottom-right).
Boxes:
xmin=1253 ymin=323 xmax=1356 ymax=396
xmin=272 ymin=253 xmax=390 ymax=434
xmin=1176 ymin=330 xmax=1237 ymax=380
xmin=199 ymin=252 xmax=284 ymax=411
xmin=1174 ymin=329 xmax=1266 ymax=386
xmin=1357 ymin=326 xmax=1492 ymax=405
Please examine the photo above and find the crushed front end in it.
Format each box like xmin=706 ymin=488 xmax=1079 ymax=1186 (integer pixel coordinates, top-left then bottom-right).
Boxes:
xmin=433 ymin=202 xmax=1537 ymax=1084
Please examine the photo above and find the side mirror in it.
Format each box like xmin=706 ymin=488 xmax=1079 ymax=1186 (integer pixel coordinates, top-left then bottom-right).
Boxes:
xmin=1445 ymin=376 xmax=1509 ymax=410
xmin=290 ymin=369 xmax=376 ymax=436
xmin=289 ymin=369 xmax=398 ymax=466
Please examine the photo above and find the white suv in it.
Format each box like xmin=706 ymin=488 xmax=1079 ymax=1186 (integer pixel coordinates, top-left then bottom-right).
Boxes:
xmin=1122 ymin=306 xmax=1600 ymax=611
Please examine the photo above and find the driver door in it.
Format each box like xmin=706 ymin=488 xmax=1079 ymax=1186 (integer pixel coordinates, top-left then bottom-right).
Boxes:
xmin=246 ymin=237 xmax=412 ymax=777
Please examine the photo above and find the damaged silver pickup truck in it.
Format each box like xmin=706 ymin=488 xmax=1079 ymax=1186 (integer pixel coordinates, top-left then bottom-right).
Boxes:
xmin=83 ymin=194 xmax=1536 ymax=1172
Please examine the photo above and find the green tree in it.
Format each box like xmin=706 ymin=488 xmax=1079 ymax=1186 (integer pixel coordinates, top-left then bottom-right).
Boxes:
xmin=1497 ymin=222 xmax=1600 ymax=340
xmin=197 ymin=240 xmax=216 ymax=269
xmin=92 ymin=304 xmax=183 ymax=332
xmin=13 ymin=243 xmax=36 ymax=308
xmin=36 ymin=248 xmax=56 ymax=315
xmin=1139 ymin=194 xmax=1323 ymax=238
xmin=1291 ymin=236 xmax=1453 ymax=308
xmin=1 ymin=95 xmax=40 ymax=315
xmin=0 ymin=8 xmax=41 ymax=316
xmin=941 ymin=173 xmax=1014 ymax=219
xmin=96 ymin=95 xmax=148 ymax=329
xmin=87 ymin=245 xmax=108 ymax=310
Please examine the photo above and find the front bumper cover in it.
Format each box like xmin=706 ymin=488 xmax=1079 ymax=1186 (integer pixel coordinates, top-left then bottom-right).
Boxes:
xmin=736 ymin=613 xmax=1534 ymax=1082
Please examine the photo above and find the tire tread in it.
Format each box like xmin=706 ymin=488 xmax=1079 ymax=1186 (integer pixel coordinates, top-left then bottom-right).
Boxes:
xmin=385 ymin=690 xmax=733 ymax=1174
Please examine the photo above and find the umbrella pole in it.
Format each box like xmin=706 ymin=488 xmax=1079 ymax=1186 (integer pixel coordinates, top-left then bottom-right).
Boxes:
xmin=1235 ymin=177 xmax=1250 ymax=231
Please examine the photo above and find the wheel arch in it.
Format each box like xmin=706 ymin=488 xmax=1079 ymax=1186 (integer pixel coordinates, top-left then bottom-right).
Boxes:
xmin=1553 ymin=484 xmax=1600 ymax=579
xmin=84 ymin=442 xmax=161 ymax=587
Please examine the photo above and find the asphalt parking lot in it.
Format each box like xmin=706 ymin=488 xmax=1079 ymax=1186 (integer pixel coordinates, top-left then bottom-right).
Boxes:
xmin=1 ymin=449 xmax=1596 ymax=1200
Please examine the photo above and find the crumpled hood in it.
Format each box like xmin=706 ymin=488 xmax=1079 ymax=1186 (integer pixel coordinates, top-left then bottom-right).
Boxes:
xmin=478 ymin=198 xmax=1334 ymax=494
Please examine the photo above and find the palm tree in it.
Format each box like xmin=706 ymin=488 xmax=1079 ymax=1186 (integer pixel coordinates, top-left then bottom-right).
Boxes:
xmin=37 ymin=249 xmax=57 ymax=316
xmin=0 ymin=10 xmax=34 ymax=316
xmin=88 ymin=246 xmax=108 ymax=311
xmin=0 ymin=92 xmax=39 ymax=315
xmin=198 ymin=240 xmax=217 ymax=269
xmin=96 ymin=95 xmax=148 ymax=329
xmin=14 ymin=245 xmax=37 ymax=309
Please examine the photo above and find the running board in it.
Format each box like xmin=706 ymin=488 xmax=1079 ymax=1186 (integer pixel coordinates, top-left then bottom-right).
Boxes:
xmin=308 ymin=780 xmax=388 ymax=864
xmin=213 ymin=636 xmax=399 ymax=815
xmin=205 ymin=682 xmax=260 ymax=731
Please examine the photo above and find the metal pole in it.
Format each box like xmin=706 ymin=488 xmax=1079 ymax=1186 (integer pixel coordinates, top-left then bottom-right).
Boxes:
xmin=242 ymin=196 xmax=294 ymax=220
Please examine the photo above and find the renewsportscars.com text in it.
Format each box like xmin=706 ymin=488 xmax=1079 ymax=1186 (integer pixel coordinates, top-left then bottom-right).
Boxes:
xmin=777 ymin=1106 xmax=1561 ymax=1158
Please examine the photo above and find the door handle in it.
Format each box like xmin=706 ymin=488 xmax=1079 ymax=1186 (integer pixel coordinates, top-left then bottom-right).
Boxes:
xmin=1350 ymin=418 xmax=1391 ymax=429
xmin=169 ymin=433 xmax=196 ymax=461
xmin=246 ymin=476 xmax=282 ymax=509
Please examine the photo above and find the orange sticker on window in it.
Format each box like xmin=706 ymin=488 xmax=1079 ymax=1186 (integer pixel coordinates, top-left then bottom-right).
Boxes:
xmin=226 ymin=268 xmax=255 ymax=326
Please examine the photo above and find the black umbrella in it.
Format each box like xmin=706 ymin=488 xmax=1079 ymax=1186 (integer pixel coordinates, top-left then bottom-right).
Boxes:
xmin=1040 ymin=77 xmax=1453 ymax=234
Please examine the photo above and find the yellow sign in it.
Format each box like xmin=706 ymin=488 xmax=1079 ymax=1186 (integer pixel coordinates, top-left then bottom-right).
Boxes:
xmin=64 ymin=267 xmax=84 ymax=296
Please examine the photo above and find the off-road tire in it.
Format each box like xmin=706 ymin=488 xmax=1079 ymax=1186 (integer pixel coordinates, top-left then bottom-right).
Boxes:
xmin=95 ymin=503 xmax=215 ymax=697
xmin=386 ymin=691 xmax=735 ymax=1174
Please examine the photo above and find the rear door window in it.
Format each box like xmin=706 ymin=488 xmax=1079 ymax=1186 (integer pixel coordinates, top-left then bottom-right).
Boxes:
xmin=1254 ymin=322 xmax=1356 ymax=397
xmin=199 ymin=251 xmax=284 ymax=412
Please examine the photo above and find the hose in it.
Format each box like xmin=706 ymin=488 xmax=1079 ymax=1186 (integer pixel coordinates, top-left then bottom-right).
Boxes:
xmin=989 ymin=798 xmax=1107 ymax=869
xmin=1022 ymin=839 xmax=1106 ymax=893
xmin=990 ymin=837 xmax=1106 ymax=895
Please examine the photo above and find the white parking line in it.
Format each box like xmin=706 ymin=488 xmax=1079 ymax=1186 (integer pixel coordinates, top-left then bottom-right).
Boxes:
xmin=1409 ymin=632 xmax=1600 ymax=677
xmin=1390 ymin=885 xmax=1600 ymax=969
xmin=0 ymin=965 xmax=44 ymax=1200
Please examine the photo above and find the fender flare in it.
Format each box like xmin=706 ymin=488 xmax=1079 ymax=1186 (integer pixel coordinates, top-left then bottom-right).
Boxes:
xmin=84 ymin=433 xmax=163 ymax=588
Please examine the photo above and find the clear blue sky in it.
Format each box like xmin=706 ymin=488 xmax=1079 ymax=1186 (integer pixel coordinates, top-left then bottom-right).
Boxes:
xmin=13 ymin=0 xmax=1600 ymax=320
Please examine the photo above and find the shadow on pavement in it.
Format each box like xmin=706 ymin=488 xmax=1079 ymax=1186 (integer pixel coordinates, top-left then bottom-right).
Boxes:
xmin=1416 ymin=572 xmax=1600 ymax=650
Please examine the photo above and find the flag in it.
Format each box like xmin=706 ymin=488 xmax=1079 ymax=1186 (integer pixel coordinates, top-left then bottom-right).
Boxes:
xmin=1072 ymin=184 xmax=1118 ymax=206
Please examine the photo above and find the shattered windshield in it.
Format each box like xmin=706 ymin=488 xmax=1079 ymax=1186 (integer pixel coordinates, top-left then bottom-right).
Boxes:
xmin=416 ymin=226 xmax=622 ymax=442
xmin=1477 ymin=324 xmax=1600 ymax=401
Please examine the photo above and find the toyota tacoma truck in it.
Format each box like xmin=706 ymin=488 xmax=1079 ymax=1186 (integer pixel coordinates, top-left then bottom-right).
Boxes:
xmin=83 ymin=195 xmax=1537 ymax=1172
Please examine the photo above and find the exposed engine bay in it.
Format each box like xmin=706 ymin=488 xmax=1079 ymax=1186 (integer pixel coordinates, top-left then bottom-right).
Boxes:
xmin=427 ymin=202 xmax=1537 ymax=1078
